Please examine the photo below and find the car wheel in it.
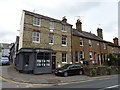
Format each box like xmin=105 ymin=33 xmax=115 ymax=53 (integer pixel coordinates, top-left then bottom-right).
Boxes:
xmin=64 ymin=72 xmax=68 ymax=77
xmin=79 ymin=70 xmax=83 ymax=75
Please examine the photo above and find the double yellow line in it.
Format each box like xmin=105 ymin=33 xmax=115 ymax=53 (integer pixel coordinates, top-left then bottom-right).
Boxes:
xmin=0 ymin=76 xmax=53 ymax=86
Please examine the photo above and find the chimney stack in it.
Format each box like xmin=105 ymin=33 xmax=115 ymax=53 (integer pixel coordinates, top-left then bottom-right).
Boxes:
xmin=76 ymin=19 xmax=82 ymax=32
xmin=97 ymin=28 xmax=103 ymax=39
xmin=62 ymin=16 xmax=67 ymax=23
xmin=113 ymin=37 xmax=118 ymax=45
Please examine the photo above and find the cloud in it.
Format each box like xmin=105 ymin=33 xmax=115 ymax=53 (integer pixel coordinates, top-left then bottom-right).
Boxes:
xmin=0 ymin=0 xmax=118 ymax=43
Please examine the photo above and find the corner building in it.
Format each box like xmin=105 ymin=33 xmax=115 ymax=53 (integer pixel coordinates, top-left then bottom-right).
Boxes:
xmin=17 ymin=10 xmax=72 ymax=74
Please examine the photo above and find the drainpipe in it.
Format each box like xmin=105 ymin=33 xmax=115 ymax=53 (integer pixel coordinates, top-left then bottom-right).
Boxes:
xmin=71 ymin=27 xmax=73 ymax=64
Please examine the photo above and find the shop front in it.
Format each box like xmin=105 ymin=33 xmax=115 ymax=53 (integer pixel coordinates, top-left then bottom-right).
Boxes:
xmin=16 ymin=48 xmax=53 ymax=74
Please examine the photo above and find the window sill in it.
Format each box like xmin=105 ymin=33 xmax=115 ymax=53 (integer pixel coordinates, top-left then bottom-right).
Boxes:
xmin=62 ymin=30 xmax=67 ymax=32
xmin=62 ymin=62 xmax=67 ymax=64
xmin=50 ymin=29 xmax=54 ymax=32
xmin=49 ymin=43 xmax=54 ymax=45
xmin=32 ymin=41 xmax=40 ymax=43
xmin=62 ymin=44 xmax=67 ymax=46
xmin=80 ymin=45 xmax=84 ymax=46
xmin=33 ymin=24 xmax=41 ymax=27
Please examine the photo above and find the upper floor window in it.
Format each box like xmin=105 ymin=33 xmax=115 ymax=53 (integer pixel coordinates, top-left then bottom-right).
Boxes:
xmin=80 ymin=51 xmax=84 ymax=61
xmin=32 ymin=31 xmax=40 ymax=43
xmin=112 ymin=47 xmax=114 ymax=53
xmin=62 ymin=36 xmax=67 ymax=46
xmin=89 ymin=52 xmax=93 ymax=60
xmin=49 ymin=22 xmax=54 ymax=32
xmin=103 ymin=43 xmax=107 ymax=50
xmin=49 ymin=34 xmax=54 ymax=45
xmin=80 ymin=38 xmax=83 ymax=46
xmin=88 ymin=40 xmax=92 ymax=47
xmin=75 ymin=51 xmax=79 ymax=63
xmin=62 ymin=24 xmax=66 ymax=32
xmin=33 ymin=17 xmax=40 ymax=26
xmin=62 ymin=53 xmax=67 ymax=63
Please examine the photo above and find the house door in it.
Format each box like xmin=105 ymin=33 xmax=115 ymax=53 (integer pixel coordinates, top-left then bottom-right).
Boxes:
xmin=52 ymin=53 xmax=56 ymax=71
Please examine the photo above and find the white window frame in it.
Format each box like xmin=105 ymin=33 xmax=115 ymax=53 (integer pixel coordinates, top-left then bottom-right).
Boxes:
xmin=89 ymin=52 xmax=93 ymax=60
xmin=32 ymin=32 xmax=40 ymax=43
xmin=80 ymin=51 xmax=84 ymax=61
xmin=49 ymin=34 xmax=54 ymax=45
xmin=50 ymin=22 xmax=54 ymax=32
xmin=62 ymin=53 xmax=67 ymax=63
xmin=33 ymin=17 xmax=41 ymax=26
xmin=80 ymin=38 xmax=84 ymax=46
xmin=62 ymin=24 xmax=66 ymax=32
xmin=88 ymin=40 xmax=92 ymax=47
xmin=62 ymin=36 xmax=67 ymax=46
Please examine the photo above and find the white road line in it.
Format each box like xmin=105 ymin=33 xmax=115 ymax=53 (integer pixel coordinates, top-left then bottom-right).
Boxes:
xmin=105 ymin=85 xmax=120 ymax=89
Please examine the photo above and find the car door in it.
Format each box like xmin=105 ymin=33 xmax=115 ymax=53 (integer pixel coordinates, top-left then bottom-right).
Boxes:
xmin=68 ymin=65 xmax=76 ymax=75
xmin=75 ymin=65 xmax=83 ymax=74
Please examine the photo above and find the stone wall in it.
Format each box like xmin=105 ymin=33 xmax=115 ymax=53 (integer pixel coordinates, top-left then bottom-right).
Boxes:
xmin=83 ymin=66 xmax=120 ymax=76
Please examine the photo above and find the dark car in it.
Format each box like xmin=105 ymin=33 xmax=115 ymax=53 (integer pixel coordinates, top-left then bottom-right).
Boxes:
xmin=0 ymin=57 xmax=10 ymax=65
xmin=54 ymin=64 xmax=83 ymax=77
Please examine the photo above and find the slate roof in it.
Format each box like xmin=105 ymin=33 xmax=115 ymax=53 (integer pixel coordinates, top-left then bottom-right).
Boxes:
xmin=23 ymin=10 xmax=72 ymax=26
xmin=72 ymin=29 xmax=120 ymax=47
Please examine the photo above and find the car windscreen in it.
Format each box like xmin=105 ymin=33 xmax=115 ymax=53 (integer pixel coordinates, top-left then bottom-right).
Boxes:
xmin=61 ymin=64 xmax=71 ymax=69
xmin=1 ymin=59 xmax=9 ymax=61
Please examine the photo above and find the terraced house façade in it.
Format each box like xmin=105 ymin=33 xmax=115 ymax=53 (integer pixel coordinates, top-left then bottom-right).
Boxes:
xmin=15 ymin=10 xmax=120 ymax=74
xmin=72 ymin=19 xmax=120 ymax=65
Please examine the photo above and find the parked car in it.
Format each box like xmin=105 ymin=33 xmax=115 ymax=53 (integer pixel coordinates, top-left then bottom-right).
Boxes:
xmin=54 ymin=64 xmax=83 ymax=77
xmin=0 ymin=57 xmax=10 ymax=65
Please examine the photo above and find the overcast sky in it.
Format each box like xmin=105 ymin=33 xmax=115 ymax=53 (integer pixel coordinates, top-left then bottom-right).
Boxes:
xmin=0 ymin=0 xmax=119 ymax=44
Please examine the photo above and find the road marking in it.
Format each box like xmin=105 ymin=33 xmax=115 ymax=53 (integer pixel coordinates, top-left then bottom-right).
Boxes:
xmin=105 ymin=85 xmax=120 ymax=88
xmin=0 ymin=75 xmax=118 ymax=87
xmin=99 ymin=85 xmax=120 ymax=90
xmin=0 ymin=76 xmax=53 ymax=86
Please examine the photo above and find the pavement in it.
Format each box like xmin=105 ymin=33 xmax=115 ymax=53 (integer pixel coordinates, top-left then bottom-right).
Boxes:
xmin=0 ymin=64 xmax=119 ymax=85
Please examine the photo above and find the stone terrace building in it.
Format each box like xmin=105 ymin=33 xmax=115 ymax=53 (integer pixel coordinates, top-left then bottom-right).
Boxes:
xmin=17 ymin=10 xmax=72 ymax=74
xmin=15 ymin=10 xmax=120 ymax=74
xmin=72 ymin=19 xmax=120 ymax=65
